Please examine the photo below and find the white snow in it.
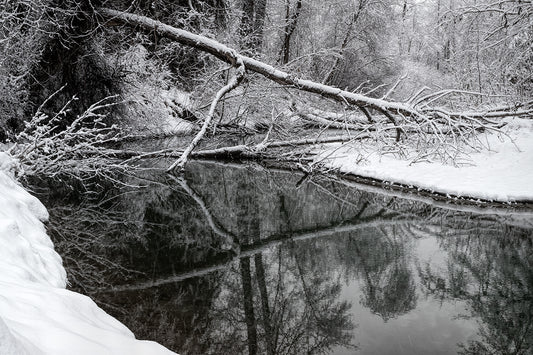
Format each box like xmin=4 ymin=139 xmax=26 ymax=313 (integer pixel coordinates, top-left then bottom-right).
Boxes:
xmin=0 ymin=152 xmax=175 ymax=355
xmin=317 ymin=118 xmax=533 ymax=202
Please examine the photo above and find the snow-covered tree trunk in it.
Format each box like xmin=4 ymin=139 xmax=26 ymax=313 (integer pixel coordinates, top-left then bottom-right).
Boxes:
xmin=166 ymin=55 xmax=245 ymax=172
xmin=97 ymin=8 xmax=417 ymax=117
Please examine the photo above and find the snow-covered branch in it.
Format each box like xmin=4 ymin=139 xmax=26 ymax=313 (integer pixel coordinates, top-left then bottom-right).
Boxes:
xmin=167 ymin=56 xmax=245 ymax=171
xmin=97 ymin=8 xmax=417 ymax=117
xmin=8 ymin=95 xmax=125 ymax=179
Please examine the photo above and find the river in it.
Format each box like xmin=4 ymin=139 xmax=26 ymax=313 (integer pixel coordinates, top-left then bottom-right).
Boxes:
xmin=30 ymin=160 xmax=533 ymax=355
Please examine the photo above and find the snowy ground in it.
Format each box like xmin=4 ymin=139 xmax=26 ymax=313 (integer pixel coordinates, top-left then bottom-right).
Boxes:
xmin=316 ymin=118 xmax=533 ymax=203
xmin=0 ymin=153 xmax=175 ymax=355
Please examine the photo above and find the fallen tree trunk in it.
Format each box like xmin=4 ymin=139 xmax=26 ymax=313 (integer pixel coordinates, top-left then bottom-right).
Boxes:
xmin=114 ymin=134 xmax=370 ymax=162
xmin=297 ymin=112 xmax=367 ymax=130
xmin=97 ymin=8 xmax=417 ymax=117
xmin=98 ymin=8 xmax=521 ymax=128
xmin=291 ymin=102 xmax=380 ymax=124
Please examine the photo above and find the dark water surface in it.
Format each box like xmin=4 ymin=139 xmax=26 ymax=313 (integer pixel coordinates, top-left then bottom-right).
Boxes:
xmin=31 ymin=161 xmax=533 ymax=355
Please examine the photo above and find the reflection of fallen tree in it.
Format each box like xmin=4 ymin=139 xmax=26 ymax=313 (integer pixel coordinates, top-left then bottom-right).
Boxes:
xmin=98 ymin=167 xmax=487 ymax=294
xmin=168 ymin=175 xmax=240 ymax=252
xmin=100 ymin=215 xmax=417 ymax=293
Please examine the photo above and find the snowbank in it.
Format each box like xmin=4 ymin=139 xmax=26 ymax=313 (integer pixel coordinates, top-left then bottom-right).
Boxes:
xmin=317 ymin=118 xmax=533 ymax=202
xmin=0 ymin=152 xmax=175 ymax=355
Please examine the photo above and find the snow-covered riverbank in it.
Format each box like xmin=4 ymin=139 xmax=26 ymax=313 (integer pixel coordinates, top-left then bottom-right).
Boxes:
xmin=317 ymin=117 xmax=533 ymax=203
xmin=0 ymin=153 xmax=175 ymax=355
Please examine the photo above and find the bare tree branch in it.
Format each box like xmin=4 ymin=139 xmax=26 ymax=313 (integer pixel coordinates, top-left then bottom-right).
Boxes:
xmin=167 ymin=55 xmax=245 ymax=171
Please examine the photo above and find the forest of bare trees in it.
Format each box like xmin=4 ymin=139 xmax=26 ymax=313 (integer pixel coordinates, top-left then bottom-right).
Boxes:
xmin=1 ymin=0 xmax=532 ymax=174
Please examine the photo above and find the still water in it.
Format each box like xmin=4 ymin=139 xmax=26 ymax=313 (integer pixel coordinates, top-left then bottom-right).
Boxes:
xmin=31 ymin=161 xmax=533 ymax=355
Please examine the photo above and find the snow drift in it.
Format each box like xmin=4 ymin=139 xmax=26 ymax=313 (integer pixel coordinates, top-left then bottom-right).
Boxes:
xmin=0 ymin=152 xmax=175 ymax=355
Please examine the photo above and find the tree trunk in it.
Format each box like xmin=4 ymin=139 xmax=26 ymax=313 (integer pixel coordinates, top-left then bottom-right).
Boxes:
xmin=97 ymin=8 xmax=417 ymax=117
xmin=240 ymin=256 xmax=258 ymax=355
xmin=254 ymin=0 xmax=267 ymax=49
xmin=254 ymin=254 xmax=275 ymax=355
xmin=213 ymin=0 xmax=227 ymax=28
xmin=239 ymin=0 xmax=255 ymax=49
xmin=239 ymin=0 xmax=267 ymax=51
xmin=279 ymin=0 xmax=302 ymax=64
xmin=323 ymin=0 xmax=367 ymax=85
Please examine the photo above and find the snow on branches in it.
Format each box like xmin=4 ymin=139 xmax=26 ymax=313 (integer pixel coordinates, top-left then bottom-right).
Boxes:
xmin=8 ymin=91 xmax=123 ymax=180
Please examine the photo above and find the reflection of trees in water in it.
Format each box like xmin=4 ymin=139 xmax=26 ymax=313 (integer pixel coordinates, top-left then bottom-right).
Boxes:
xmin=42 ymin=179 xmax=228 ymax=290
xmin=198 ymin=172 xmax=358 ymax=354
xmin=417 ymin=218 xmax=533 ymax=355
xmin=361 ymin=260 xmax=417 ymax=322
xmin=333 ymin=225 xmax=417 ymax=322
xmin=32 ymin=162 xmax=533 ymax=354
xmin=291 ymin=251 xmax=355 ymax=354
xmin=44 ymin=203 xmax=144 ymax=291
xmin=202 ymin=245 xmax=356 ymax=355
xmin=35 ymin=164 xmax=370 ymax=353
xmin=108 ymin=278 xmax=223 ymax=354
xmin=40 ymin=163 xmax=425 ymax=353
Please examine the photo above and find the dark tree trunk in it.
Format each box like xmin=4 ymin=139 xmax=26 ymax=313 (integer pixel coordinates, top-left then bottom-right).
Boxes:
xmin=279 ymin=0 xmax=302 ymax=64
xmin=239 ymin=0 xmax=267 ymax=52
xmin=253 ymin=0 xmax=267 ymax=48
xmin=28 ymin=0 xmax=115 ymax=123
xmin=254 ymin=254 xmax=275 ymax=355
xmin=240 ymin=0 xmax=255 ymax=48
xmin=213 ymin=0 xmax=228 ymax=28
xmin=323 ymin=0 xmax=367 ymax=85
